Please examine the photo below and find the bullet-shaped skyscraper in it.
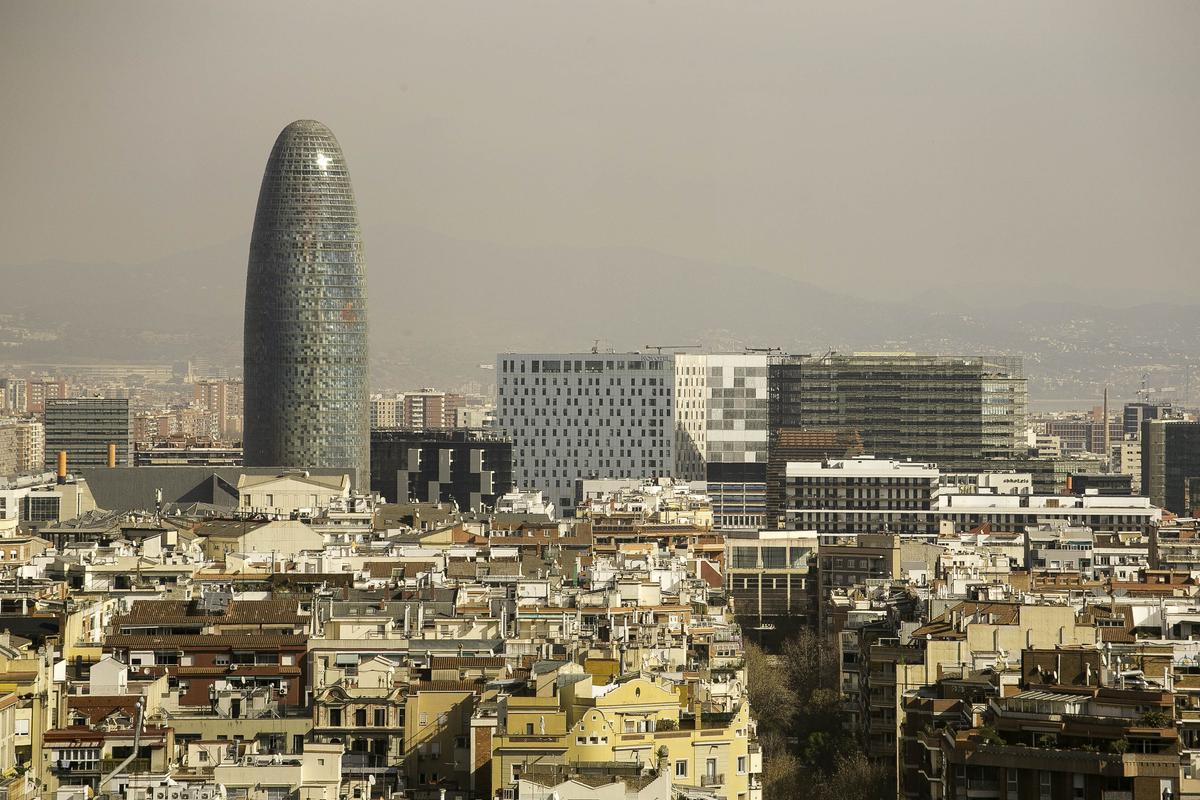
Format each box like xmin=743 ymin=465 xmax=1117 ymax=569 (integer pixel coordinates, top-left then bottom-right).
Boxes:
xmin=244 ymin=120 xmax=369 ymax=486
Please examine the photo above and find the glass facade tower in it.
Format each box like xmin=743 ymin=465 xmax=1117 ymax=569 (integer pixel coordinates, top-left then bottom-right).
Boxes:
xmin=768 ymin=353 xmax=1027 ymax=468
xmin=244 ymin=120 xmax=369 ymax=486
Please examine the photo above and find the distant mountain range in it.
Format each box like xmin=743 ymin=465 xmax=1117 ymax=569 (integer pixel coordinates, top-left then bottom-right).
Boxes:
xmin=2 ymin=224 xmax=1198 ymax=406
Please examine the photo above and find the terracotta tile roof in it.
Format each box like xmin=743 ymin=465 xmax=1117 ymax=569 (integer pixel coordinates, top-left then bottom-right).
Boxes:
xmin=430 ymin=657 xmax=505 ymax=669
xmin=45 ymin=726 xmax=170 ymax=742
xmin=113 ymin=599 xmax=305 ymax=627
xmin=67 ymin=696 xmax=140 ymax=725
xmin=172 ymin=665 xmax=302 ymax=677
xmin=411 ymin=679 xmax=486 ymax=692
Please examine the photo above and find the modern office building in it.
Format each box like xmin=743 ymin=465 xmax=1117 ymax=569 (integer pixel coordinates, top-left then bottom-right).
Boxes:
xmin=768 ymin=352 xmax=1027 ymax=468
xmin=1124 ymin=401 xmax=1172 ymax=438
xmin=1142 ymin=419 xmax=1200 ymax=515
xmin=766 ymin=427 xmax=864 ymax=527
xmin=1066 ymin=471 xmax=1133 ymax=496
xmin=783 ymin=458 xmax=1160 ymax=537
xmin=133 ymin=441 xmax=244 ymax=467
xmin=496 ymin=352 xmax=773 ymax=516
xmin=699 ymin=354 xmax=770 ymax=527
xmin=43 ymin=398 xmax=131 ymax=470
xmin=1041 ymin=414 xmax=1121 ymax=457
xmin=369 ymin=429 xmax=513 ymax=511
xmin=497 ymin=352 xmax=676 ymax=515
xmin=243 ymin=119 xmax=370 ymax=485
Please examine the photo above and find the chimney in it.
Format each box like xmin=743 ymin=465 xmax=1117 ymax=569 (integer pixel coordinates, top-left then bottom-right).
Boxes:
xmin=107 ymin=443 xmax=117 ymax=468
xmin=57 ymin=451 xmax=67 ymax=484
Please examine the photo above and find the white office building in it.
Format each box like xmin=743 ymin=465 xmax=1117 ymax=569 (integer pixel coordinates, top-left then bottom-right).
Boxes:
xmin=496 ymin=352 xmax=771 ymax=515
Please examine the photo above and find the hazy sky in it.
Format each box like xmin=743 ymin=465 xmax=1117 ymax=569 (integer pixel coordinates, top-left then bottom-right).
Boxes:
xmin=2 ymin=1 xmax=1199 ymax=303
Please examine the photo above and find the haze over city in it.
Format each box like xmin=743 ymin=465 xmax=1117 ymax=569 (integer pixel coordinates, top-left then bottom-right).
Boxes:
xmin=3 ymin=1 xmax=1200 ymax=398
xmin=3 ymin=4 xmax=1200 ymax=800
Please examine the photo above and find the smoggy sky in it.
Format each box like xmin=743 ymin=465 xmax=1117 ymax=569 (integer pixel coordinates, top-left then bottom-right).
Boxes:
xmin=2 ymin=0 xmax=1198 ymax=304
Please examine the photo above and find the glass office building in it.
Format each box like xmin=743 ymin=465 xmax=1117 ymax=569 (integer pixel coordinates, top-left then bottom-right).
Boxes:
xmin=768 ymin=353 xmax=1027 ymax=470
xmin=244 ymin=120 xmax=369 ymax=486
xmin=44 ymin=398 xmax=131 ymax=470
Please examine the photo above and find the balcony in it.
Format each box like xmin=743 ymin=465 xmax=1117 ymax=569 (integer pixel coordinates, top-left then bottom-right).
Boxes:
xmin=748 ymin=743 xmax=762 ymax=774
xmin=962 ymin=744 xmax=1180 ymax=779
xmin=700 ymin=773 xmax=725 ymax=787
xmin=99 ymin=758 xmax=152 ymax=774
xmin=341 ymin=753 xmax=398 ymax=774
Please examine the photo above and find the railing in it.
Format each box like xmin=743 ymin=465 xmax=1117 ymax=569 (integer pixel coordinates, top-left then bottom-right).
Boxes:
xmin=99 ymin=758 xmax=152 ymax=774
xmin=701 ymin=773 xmax=725 ymax=787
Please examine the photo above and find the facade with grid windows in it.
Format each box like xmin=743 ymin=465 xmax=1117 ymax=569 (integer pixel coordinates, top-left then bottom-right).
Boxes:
xmin=496 ymin=352 xmax=772 ymax=517
xmin=244 ymin=119 xmax=369 ymax=486
xmin=768 ymin=352 xmax=1027 ymax=471
xmin=496 ymin=353 xmax=677 ymax=516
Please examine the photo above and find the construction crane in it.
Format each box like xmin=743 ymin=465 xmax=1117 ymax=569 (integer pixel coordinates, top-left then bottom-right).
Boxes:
xmin=643 ymin=344 xmax=700 ymax=354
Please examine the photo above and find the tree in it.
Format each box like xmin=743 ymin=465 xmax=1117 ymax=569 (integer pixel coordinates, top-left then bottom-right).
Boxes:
xmin=760 ymin=736 xmax=804 ymax=800
xmin=809 ymin=751 xmax=892 ymax=800
xmin=745 ymin=640 xmax=798 ymax=736
xmin=780 ymin=628 xmax=840 ymax=707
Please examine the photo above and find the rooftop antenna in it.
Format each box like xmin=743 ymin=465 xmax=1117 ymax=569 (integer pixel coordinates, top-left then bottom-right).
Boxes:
xmin=643 ymin=344 xmax=700 ymax=354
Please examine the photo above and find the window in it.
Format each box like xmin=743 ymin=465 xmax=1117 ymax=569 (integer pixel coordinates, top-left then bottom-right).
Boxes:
xmin=675 ymin=760 xmax=688 ymax=777
xmin=329 ymin=709 xmax=342 ymax=726
xmin=419 ymin=713 xmax=428 ymax=726
xmin=737 ymin=756 xmax=747 ymax=774
xmin=374 ymin=709 xmax=387 ymax=727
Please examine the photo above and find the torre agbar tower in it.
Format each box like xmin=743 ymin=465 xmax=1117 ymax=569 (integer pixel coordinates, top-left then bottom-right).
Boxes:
xmin=244 ymin=119 xmax=370 ymax=486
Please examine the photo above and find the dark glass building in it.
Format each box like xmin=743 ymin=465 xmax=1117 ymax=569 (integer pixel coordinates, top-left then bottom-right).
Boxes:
xmin=1142 ymin=419 xmax=1200 ymax=514
xmin=370 ymin=429 xmax=513 ymax=511
xmin=768 ymin=353 xmax=1026 ymax=467
xmin=244 ymin=120 xmax=369 ymax=486
xmin=44 ymin=398 xmax=132 ymax=471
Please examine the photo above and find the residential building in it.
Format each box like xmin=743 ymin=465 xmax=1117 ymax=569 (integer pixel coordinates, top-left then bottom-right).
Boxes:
xmin=369 ymin=394 xmax=399 ymax=429
xmin=193 ymin=379 xmax=243 ymax=440
xmin=27 ymin=378 xmax=67 ymax=414
xmin=0 ymin=378 xmax=27 ymax=414
xmin=0 ymin=419 xmax=43 ymax=477
xmin=402 ymin=389 xmax=465 ymax=430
